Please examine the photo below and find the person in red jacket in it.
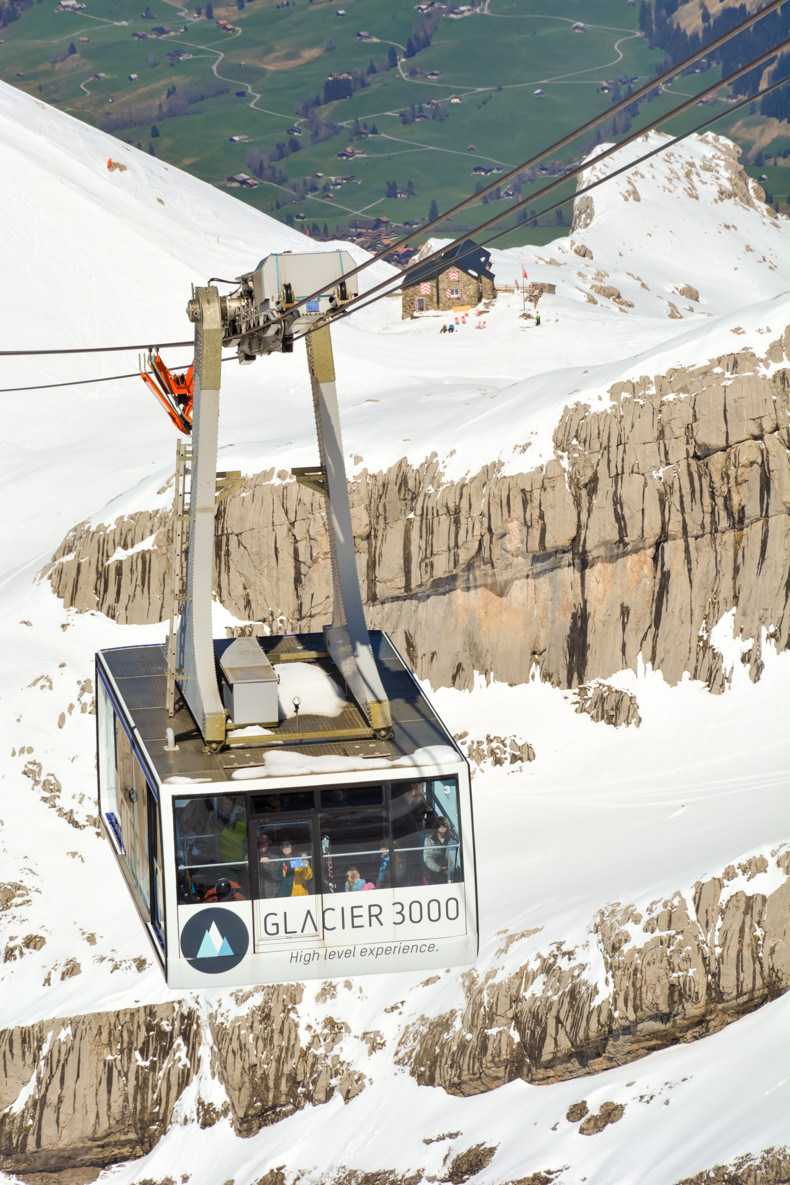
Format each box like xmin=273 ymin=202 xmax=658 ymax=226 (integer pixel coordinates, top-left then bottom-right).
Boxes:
xmin=203 ymin=877 xmax=245 ymax=903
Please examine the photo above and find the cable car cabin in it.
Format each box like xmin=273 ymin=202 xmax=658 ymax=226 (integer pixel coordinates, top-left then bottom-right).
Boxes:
xmin=96 ymin=631 xmax=478 ymax=989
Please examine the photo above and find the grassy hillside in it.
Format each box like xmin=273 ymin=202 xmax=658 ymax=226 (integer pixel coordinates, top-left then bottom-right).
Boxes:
xmin=1 ymin=0 xmax=787 ymax=243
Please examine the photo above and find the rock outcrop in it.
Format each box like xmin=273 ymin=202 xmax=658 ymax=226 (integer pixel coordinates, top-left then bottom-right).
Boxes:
xmin=394 ymin=849 xmax=790 ymax=1094
xmin=670 ymin=1147 xmax=790 ymax=1185
xmin=207 ymin=986 xmax=366 ymax=1136
xmin=25 ymin=326 xmax=790 ymax=1183
xmin=0 ymin=1003 xmax=201 ymax=1177
xmin=0 ymin=986 xmax=363 ymax=1179
xmin=574 ymin=682 xmax=641 ymax=727
xmin=1 ymin=853 xmax=787 ymax=1178
xmin=43 ymin=339 xmax=790 ymax=697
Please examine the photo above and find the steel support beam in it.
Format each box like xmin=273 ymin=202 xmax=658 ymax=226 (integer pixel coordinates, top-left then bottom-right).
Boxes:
xmin=306 ymin=323 xmax=392 ymax=735
xmin=176 ymin=287 xmax=226 ymax=746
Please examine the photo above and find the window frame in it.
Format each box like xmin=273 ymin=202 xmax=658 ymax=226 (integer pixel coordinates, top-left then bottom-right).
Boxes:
xmin=172 ymin=776 xmax=463 ymax=905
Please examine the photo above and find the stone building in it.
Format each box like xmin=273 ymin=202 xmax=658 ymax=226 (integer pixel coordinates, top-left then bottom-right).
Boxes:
xmin=401 ymin=239 xmax=496 ymax=318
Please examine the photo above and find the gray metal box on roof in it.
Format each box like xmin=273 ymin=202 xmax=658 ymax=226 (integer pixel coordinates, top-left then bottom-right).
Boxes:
xmin=219 ymin=637 xmax=279 ymax=726
xmin=252 ymin=250 xmax=358 ymax=319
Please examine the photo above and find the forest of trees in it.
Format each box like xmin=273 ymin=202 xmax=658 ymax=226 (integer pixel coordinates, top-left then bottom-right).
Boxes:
xmin=634 ymin=2 xmax=789 ymax=153
xmin=98 ymin=80 xmax=229 ymax=133
xmin=640 ymin=0 xmax=789 ymax=106
xmin=0 ymin=0 xmax=32 ymax=29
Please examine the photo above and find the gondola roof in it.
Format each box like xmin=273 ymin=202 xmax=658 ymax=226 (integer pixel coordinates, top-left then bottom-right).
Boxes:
xmin=99 ymin=631 xmax=462 ymax=788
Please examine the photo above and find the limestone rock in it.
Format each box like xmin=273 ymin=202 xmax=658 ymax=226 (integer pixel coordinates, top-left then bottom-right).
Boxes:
xmin=43 ymin=345 xmax=789 ymax=701
xmin=0 ymin=986 xmax=363 ymax=1176
xmin=0 ymin=854 xmax=787 ymax=1176
xmin=574 ymin=683 xmax=641 ymax=727
xmin=571 ymin=194 xmax=595 ymax=231
xmin=590 ymin=283 xmax=634 ymax=308
xmin=0 ymin=1003 xmax=201 ymax=1175
xmin=459 ymin=732 xmax=536 ymax=767
xmin=208 ymin=986 xmax=363 ymax=1136
xmin=578 ymin=1100 xmax=624 ymax=1135
xmin=394 ymin=849 xmax=790 ymax=1094
xmin=444 ymin=1143 xmax=497 ymax=1182
xmin=671 ymin=1148 xmax=790 ymax=1185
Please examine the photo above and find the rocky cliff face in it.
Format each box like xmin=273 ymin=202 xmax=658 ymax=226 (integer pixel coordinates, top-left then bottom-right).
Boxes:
xmin=1 ymin=852 xmax=787 ymax=1179
xmin=0 ymin=1002 xmax=201 ymax=1177
xmin=26 ymin=327 xmax=790 ymax=1184
xmin=394 ymin=849 xmax=790 ymax=1094
xmin=44 ymin=336 xmax=790 ymax=697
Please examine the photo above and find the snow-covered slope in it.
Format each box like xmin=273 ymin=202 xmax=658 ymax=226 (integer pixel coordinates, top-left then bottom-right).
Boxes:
xmin=0 ymin=83 xmax=788 ymax=1185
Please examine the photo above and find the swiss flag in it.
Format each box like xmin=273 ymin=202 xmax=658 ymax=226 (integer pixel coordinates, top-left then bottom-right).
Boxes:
xmin=523 ymin=267 xmax=528 ymax=279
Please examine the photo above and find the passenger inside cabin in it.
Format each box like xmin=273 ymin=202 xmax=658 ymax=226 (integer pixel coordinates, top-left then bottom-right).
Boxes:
xmin=345 ymin=867 xmax=363 ymax=891
xmin=211 ymin=795 xmax=248 ymax=864
xmin=257 ymin=831 xmax=280 ymax=898
xmin=375 ymin=843 xmax=390 ymax=889
xmin=277 ymin=838 xmax=313 ymax=897
xmin=203 ymin=876 xmax=246 ymax=902
xmin=422 ymin=817 xmax=457 ymax=885
xmin=174 ymin=795 xmax=249 ymax=900
xmin=391 ymin=783 xmax=435 ymax=886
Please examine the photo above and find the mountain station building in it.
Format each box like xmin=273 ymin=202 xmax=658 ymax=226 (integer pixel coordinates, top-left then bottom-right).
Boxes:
xmin=402 ymin=239 xmax=496 ymax=318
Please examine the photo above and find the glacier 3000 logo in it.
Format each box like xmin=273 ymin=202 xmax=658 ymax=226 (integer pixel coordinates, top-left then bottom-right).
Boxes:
xmin=180 ymin=908 xmax=249 ymax=974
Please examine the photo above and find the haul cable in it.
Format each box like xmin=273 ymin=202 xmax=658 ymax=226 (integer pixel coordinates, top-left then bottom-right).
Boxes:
xmin=291 ymin=46 xmax=789 ymax=334
xmin=269 ymin=0 xmax=788 ymax=321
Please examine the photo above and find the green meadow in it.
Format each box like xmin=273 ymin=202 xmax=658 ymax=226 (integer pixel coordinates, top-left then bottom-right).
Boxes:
xmin=1 ymin=0 xmax=785 ymax=241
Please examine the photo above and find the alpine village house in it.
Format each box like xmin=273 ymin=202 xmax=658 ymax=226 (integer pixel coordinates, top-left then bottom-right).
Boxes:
xmin=402 ymin=239 xmax=496 ymax=318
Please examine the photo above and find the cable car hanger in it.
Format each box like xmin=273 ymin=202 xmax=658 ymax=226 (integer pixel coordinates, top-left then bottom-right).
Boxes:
xmin=172 ymin=251 xmax=391 ymax=751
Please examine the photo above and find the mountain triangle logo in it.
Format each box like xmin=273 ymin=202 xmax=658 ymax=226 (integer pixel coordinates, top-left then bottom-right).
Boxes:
xmin=196 ymin=921 xmax=234 ymax=959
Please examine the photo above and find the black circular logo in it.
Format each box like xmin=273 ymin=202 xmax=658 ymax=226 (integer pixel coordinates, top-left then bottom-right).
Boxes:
xmin=180 ymin=907 xmax=250 ymax=975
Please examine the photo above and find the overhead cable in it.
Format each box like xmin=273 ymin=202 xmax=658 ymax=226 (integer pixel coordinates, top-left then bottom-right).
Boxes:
xmin=0 ymin=340 xmax=193 ymax=357
xmin=276 ymin=0 xmax=788 ymax=318
xmin=293 ymin=44 xmax=789 ymax=332
xmin=3 ymin=68 xmax=782 ymax=395
xmin=478 ymin=76 xmax=789 ymax=255
xmin=0 ymin=15 xmax=785 ymax=387
xmin=0 ymin=356 xmax=239 ymax=394
xmin=1 ymin=0 xmax=783 ymax=362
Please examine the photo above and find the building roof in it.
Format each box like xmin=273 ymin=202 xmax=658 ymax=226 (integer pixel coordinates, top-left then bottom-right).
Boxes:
xmin=405 ymin=239 xmax=495 ymax=290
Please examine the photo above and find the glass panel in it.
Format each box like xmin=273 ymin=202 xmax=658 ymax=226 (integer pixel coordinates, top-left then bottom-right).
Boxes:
xmin=319 ymin=785 xmax=385 ymax=810
xmin=421 ymin=776 xmax=462 ymax=885
xmin=174 ymin=795 xmax=249 ymax=903
xmin=319 ymin=806 xmax=389 ymax=893
xmin=251 ymin=790 xmax=315 ymax=815
xmin=97 ymin=681 xmax=121 ymax=843
xmin=148 ymin=792 xmax=165 ymax=948
xmin=390 ymin=780 xmax=436 ymax=888
xmin=128 ymin=753 xmax=151 ymax=913
xmin=254 ymin=820 xmax=315 ymax=898
xmin=112 ymin=721 xmax=151 ymax=917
